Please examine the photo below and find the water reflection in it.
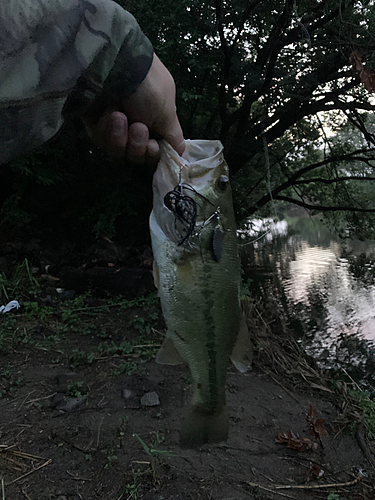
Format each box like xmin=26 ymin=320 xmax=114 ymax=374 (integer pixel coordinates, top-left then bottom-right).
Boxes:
xmin=240 ymin=216 xmax=375 ymax=380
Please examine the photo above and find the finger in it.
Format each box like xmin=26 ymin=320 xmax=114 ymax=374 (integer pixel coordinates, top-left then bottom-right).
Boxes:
xmin=105 ymin=112 xmax=129 ymax=158
xmin=159 ymin=115 xmax=185 ymax=157
xmin=82 ymin=110 xmax=129 ymax=158
xmin=126 ymin=122 xmax=149 ymax=164
xmin=145 ymin=138 xmax=160 ymax=168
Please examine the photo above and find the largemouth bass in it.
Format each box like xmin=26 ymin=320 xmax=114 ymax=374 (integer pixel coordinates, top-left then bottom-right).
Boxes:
xmin=150 ymin=140 xmax=252 ymax=447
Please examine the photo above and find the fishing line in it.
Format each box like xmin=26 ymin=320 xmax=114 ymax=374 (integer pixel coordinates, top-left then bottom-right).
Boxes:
xmin=241 ymin=0 xmax=312 ymax=250
xmin=240 ymin=125 xmax=277 ymax=247
xmin=240 ymin=226 xmax=274 ymax=247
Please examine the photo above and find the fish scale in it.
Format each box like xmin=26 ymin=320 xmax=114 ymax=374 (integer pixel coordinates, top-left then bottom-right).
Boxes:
xmin=150 ymin=140 xmax=253 ymax=447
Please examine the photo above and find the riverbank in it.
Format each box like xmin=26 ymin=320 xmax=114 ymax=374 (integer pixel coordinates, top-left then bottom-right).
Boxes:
xmin=0 ymin=261 xmax=374 ymax=500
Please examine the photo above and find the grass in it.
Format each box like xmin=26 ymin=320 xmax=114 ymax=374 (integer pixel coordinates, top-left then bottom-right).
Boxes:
xmin=0 ymin=364 xmax=25 ymax=397
xmin=0 ymin=283 xmax=162 ymax=396
xmin=133 ymin=432 xmax=180 ymax=459
xmin=348 ymin=388 xmax=375 ymax=439
xmin=132 ymin=433 xmax=180 ymax=484
xmin=0 ymin=259 xmax=39 ymax=301
xmin=66 ymin=382 xmax=85 ymax=398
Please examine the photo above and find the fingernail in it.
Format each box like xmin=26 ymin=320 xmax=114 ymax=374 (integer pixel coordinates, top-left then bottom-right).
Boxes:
xmin=110 ymin=115 xmax=125 ymax=137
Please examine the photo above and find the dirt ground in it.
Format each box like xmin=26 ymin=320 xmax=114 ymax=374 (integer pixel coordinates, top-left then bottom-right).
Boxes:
xmin=0 ymin=278 xmax=374 ymax=500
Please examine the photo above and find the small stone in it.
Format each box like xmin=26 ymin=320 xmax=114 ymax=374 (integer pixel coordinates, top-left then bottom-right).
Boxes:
xmin=141 ymin=391 xmax=160 ymax=407
xmin=50 ymin=393 xmax=65 ymax=409
xmin=122 ymin=389 xmax=133 ymax=399
xmin=55 ymin=396 xmax=86 ymax=412
xmin=122 ymin=388 xmax=140 ymax=409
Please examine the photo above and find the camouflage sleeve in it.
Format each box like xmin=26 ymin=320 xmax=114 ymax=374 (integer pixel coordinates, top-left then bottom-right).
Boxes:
xmin=0 ymin=0 xmax=154 ymax=165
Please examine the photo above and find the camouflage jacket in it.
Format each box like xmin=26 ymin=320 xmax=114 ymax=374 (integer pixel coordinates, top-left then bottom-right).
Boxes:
xmin=0 ymin=0 xmax=154 ymax=165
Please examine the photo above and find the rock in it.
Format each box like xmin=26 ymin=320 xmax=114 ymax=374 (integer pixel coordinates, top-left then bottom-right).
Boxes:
xmin=55 ymin=396 xmax=86 ymax=412
xmin=122 ymin=388 xmax=140 ymax=409
xmin=50 ymin=393 xmax=65 ymax=409
xmin=141 ymin=392 xmax=160 ymax=407
xmin=122 ymin=389 xmax=133 ymax=399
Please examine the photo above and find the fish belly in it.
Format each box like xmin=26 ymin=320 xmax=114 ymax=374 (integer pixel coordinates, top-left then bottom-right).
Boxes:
xmin=150 ymin=211 xmax=241 ymax=446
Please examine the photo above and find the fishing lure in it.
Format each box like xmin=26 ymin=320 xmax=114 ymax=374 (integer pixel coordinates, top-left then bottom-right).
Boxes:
xmin=164 ymin=182 xmax=212 ymax=247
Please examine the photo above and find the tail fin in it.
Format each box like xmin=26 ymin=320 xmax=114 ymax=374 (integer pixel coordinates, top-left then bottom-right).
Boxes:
xmin=179 ymin=406 xmax=229 ymax=448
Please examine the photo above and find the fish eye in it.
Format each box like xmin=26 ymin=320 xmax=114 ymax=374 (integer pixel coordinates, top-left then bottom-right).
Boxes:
xmin=217 ymin=175 xmax=229 ymax=191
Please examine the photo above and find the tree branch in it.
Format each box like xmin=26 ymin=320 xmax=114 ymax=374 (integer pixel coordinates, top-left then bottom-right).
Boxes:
xmin=272 ymin=195 xmax=375 ymax=213
xmin=241 ymin=151 xmax=375 ymax=216
xmin=230 ymin=0 xmax=263 ymax=54
xmin=292 ymin=175 xmax=375 ymax=186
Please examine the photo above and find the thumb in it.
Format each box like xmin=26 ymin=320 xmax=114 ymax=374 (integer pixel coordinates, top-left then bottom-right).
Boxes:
xmin=163 ymin=117 xmax=185 ymax=157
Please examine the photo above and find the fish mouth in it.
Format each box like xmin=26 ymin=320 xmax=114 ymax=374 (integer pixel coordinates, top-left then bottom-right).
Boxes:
xmin=153 ymin=140 xmax=227 ymax=247
xmin=158 ymin=140 xmax=225 ymax=189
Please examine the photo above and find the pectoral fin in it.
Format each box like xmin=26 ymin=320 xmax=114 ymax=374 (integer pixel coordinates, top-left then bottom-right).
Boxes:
xmin=212 ymin=226 xmax=223 ymax=262
xmin=156 ymin=337 xmax=185 ymax=365
xmin=152 ymin=260 xmax=160 ymax=290
xmin=230 ymin=313 xmax=253 ymax=373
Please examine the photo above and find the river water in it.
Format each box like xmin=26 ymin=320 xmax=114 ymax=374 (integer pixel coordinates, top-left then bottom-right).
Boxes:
xmin=239 ymin=216 xmax=375 ymax=385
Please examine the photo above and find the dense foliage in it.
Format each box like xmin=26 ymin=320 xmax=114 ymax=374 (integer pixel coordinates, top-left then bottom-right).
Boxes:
xmin=2 ymin=0 xmax=375 ymax=247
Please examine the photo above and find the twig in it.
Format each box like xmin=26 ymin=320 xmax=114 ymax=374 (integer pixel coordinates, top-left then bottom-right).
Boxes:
xmin=246 ymin=474 xmax=361 ymax=497
xmin=357 ymin=424 xmax=375 ymax=466
xmin=0 ymin=454 xmax=26 ymax=471
xmin=24 ymin=393 xmax=57 ymax=406
xmin=51 ymin=405 xmax=108 ymax=418
xmin=0 ymin=445 xmax=16 ymax=451
xmin=254 ymin=306 xmax=273 ymax=331
xmin=269 ymin=373 xmax=300 ymax=403
xmin=132 ymin=343 xmax=161 ymax=349
xmin=341 ymin=368 xmax=363 ymax=392
xmin=1 ymin=449 xmax=45 ymax=461
xmin=96 ymin=416 xmax=104 ymax=449
xmin=255 ymin=364 xmax=300 ymax=403
xmin=273 ymin=474 xmax=361 ymax=490
xmin=66 ymin=470 xmax=92 ymax=481
xmin=6 ymin=459 xmax=52 ymax=486
xmin=18 ymin=391 xmax=37 ymax=411
xmin=258 ymin=470 xmax=275 ymax=483
xmin=245 ymin=481 xmax=295 ymax=498
xmin=1 ymin=478 xmax=5 ymax=500
xmin=21 ymin=489 xmax=32 ymax=500
xmin=333 ymin=425 xmax=346 ymax=440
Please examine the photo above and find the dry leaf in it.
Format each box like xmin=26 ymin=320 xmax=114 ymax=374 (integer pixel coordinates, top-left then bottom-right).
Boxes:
xmin=41 ymin=274 xmax=60 ymax=281
xmin=360 ymin=67 xmax=375 ymax=92
xmin=306 ymin=463 xmax=324 ymax=482
xmin=276 ymin=431 xmax=318 ymax=452
xmin=349 ymin=51 xmax=375 ymax=93
xmin=350 ymin=50 xmax=363 ymax=71
xmin=306 ymin=405 xmax=328 ymax=438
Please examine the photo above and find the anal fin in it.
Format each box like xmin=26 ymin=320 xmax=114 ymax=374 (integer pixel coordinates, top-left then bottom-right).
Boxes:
xmin=152 ymin=260 xmax=160 ymax=290
xmin=230 ymin=313 xmax=253 ymax=373
xmin=156 ymin=337 xmax=185 ymax=365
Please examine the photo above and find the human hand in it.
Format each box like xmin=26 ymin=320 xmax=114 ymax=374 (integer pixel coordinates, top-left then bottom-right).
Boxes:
xmin=84 ymin=55 xmax=185 ymax=165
